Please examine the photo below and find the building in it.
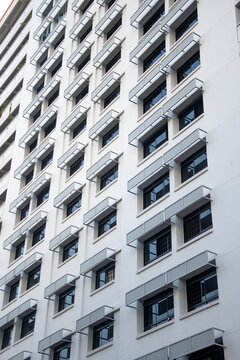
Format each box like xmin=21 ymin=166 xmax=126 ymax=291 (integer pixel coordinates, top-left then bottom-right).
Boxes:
xmin=0 ymin=0 xmax=240 ymax=359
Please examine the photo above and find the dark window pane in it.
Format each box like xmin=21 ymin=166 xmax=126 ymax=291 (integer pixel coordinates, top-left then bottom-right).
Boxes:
xmin=143 ymin=172 xmax=169 ymax=209
xmin=176 ymin=9 xmax=198 ymax=40
xmin=93 ymin=319 xmax=114 ymax=349
xmin=102 ymin=124 xmax=119 ymax=147
xmin=32 ymin=223 xmax=46 ymax=246
xmin=183 ymin=203 xmax=212 ymax=242
xmin=9 ymin=281 xmax=19 ymax=302
xmin=62 ymin=238 xmax=78 ymax=262
xmin=36 ymin=185 xmax=50 ymax=207
xmin=51 ymin=59 xmax=62 ymax=77
xmin=143 ymin=4 xmax=165 ymax=34
xmin=144 ymin=226 xmax=171 ymax=265
xmin=98 ymin=210 xmax=117 ymax=237
xmin=96 ymin=262 xmax=115 ymax=289
xmin=143 ymin=81 xmax=166 ymax=113
xmin=143 ymin=41 xmax=166 ymax=72
xmin=20 ymin=203 xmax=29 ymax=221
xmin=189 ymin=345 xmax=225 ymax=360
xmin=44 ymin=118 xmax=56 ymax=137
xmin=2 ymin=325 xmax=13 ymax=349
xmin=106 ymin=17 xmax=122 ymax=39
xmin=66 ymin=194 xmax=82 ymax=217
xmin=105 ymin=51 xmax=121 ymax=73
xmin=100 ymin=165 xmax=118 ymax=190
xmin=15 ymin=241 xmax=24 ymax=259
xmin=58 ymin=287 xmax=75 ymax=312
xmin=69 ymin=155 xmax=84 ymax=176
xmin=107 ymin=0 xmax=116 ymax=9
xmin=25 ymin=169 xmax=34 ymax=185
xmin=104 ymin=86 xmax=120 ymax=108
xmin=181 ymin=146 xmax=207 ymax=182
xmin=80 ymin=23 xmax=92 ymax=42
xmin=27 ymin=265 xmax=41 ymax=290
xmin=36 ymin=81 xmax=44 ymax=94
xmin=77 ymin=53 xmax=90 ymax=72
xmin=54 ymin=343 xmax=71 ymax=360
xmin=48 ymin=88 xmax=59 ymax=105
xmin=20 ymin=311 xmax=36 ymax=338
xmin=177 ymin=51 xmax=200 ymax=83
xmin=29 ymin=138 xmax=37 ymax=153
xmin=143 ymin=125 xmax=168 ymax=157
xmin=41 ymin=150 xmax=53 ymax=170
xmin=75 ymin=85 xmax=88 ymax=105
xmin=179 ymin=97 xmax=203 ymax=130
xmin=73 ymin=118 xmax=87 ymax=138
xmin=54 ymin=33 xmax=65 ymax=49
xmin=33 ymin=109 xmax=41 ymax=122
xmin=82 ymin=0 xmax=94 ymax=14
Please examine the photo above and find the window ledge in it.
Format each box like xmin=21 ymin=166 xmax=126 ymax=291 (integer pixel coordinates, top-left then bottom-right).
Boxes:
xmin=13 ymin=331 xmax=34 ymax=347
xmin=57 ymin=252 xmax=78 ymax=268
xmin=0 ymin=345 xmax=11 ymax=354
xmin=69 ymin=128 xmax=87 ymax=146
xmin=13 ymin=215 xmax=30 ymax=231
xmin=136 ymin=319 xmax=174 ymax=339
xmin=137 ymin=193 xmax=170 ymax=218
xmin=53 ymin=304 xmax=74 ymax=318
xmin=19 ymin=282 xmax=40 ymax=298
xmin=180 ymin=300 xmax=219 ymax=320
xmin=2 ymin=297 xmax=18 ymax=311
xmin=25 ymin=238 xmax=45 ymax=256
xmin=172 ymin=113 xmax=204 ymax=140
xmin=104 ymin=24 xmax=122 ymax=43
xmin=86 ymin=341 xmax=113 ymax=357
xmin=102 ymin=59 xmax=121 ymax=81
xmin=177 ymin=228 xmax=213 ymax=251
xmin=65 ymin=165 xmax=84 ymax=184
xmin=137 ymin=141 xmax=169 ymax=168
xmin=97 ymin=135 xmax=119 ymax=155
xmin=99 ymin=95 xmax=120 ymax=117
xmin=170 ymin=22 xmax=199 ymax=52
xmin=90 ymin=280 xmax=115 ymax=296
xmin=138 ymin=53 xmax=166 ymax=82
xmin=93 ymin=225 xmax=117 ymax=244
xmin=137 ymin=251 xmax=172 ymax=274
xmin=96 ymin=178 xmax=118 ymax=197
xmin=171 ymin=65 xmax=201 ymax=94
xmin=30 ymin=198 xmax=49 ymax=217
xmin=72 ymin=93 xmax=89 ymax=109
xmin=61 ymin=206 xmax=82 ymax=224
xmin=8 ymin=254 xmax=24 ymax=268
xmin=175 ymin=167 xmax=208 ymax=192
xmin=138 ymin=95 xmax=167 ymax=123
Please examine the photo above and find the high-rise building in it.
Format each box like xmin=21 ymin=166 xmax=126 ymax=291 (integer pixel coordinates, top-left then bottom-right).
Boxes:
xmin=0 ymin=0 xmax=240 ymax=359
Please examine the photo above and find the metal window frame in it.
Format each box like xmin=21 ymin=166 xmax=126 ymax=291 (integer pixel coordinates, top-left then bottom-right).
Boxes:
xmin=86 ymin=151 xmax=119 ymax=181
xmin=67 ymin=40 xmax=92 ymax=69
xmin=64 ymin=72 xmax=89 ymax=100
xmin=44 ymin=274 xmax=76 ymax=299
xmin=93 ymin=37 xmax=121 ymax=68
xmin=130 ymin=0 xmax=161 ymax=28
xmin=61 ymin=105 xmax=88 ymax=133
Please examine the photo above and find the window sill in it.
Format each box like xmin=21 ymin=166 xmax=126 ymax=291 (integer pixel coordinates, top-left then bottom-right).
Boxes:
xmin=87 ymin=341 xmax=113 ymax=357
xmin=138 ymin=95 xmax=167 ymax=123
xmin=170 ymin=22 xmax=199 ymax=52
xmin=0 ymin=345 xmax=11 ymax=354
xmin=137 ymin=193 xmax=170 ymax=218
xmin=137 ymin=141 xmax=169 ymax=168
xmin=30 ymin=198 xmax=49 ymax=217
xmin=61 ymin=206 xmax=82 ymax=224
xmin=102 ymin=59 xmax=121 ymax=80
xmin=90 ymin=280 xmax=115 ymax=296
xmin=69 ymin=127 xmax=87 ymax=146
xmin=137 ymin=251 xmax=172 ymax=274
xmin=8 ymin=254 xmax=24 ymax=268
xmin=104 ymin=23 xmax=122 ymax=44
xmin=180 ymin=300 xmax=219 ymax=320
xmin=72 ymin=93 xmax=89 ymax=111
xmin=93 ymin=225 xmax=117 ymax=244
xmin=53 ymin=304 xmax=74 ymax=318
xmin=19 ymin=282 xmax=40 ymax=298
xmin=97 ymin=135 xmax=119 ymax=155
xmin=13 ymin=332 xmax=34 ymax=347
xmin=138 ymin=53 xmax=166 ymax=82
xmin=99 ymin=95 xmax=120 ymax=117
xmin=175 ymin=167 xmax=208 ymax=192
xmin=57 ymin=252 xmax=78 ymax=268
xmin=96 ymin=178 xmax=118 ymax=197
xmin=13 ymin=214 xmax=30 ymax=230
xmin=171 ymin=65 xmax=201 ymax=94
xmin=172 ymin=113 xmax=204 ymax=140
xmin=65 ymin=165 xmax=84 ymax=184
xmin=177 ymin=228 xmax=213 ymax=251
xmin=136 ymin=319 xmax=174 ymax=339
xmin=2 ymin=297 xmax=18 ymax=311
xmin=25 ymin=238 xmax=45 ymax=256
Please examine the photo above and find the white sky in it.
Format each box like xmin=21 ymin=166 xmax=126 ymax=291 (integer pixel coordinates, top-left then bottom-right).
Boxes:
xmin=0 ymin=0 xmax=13 ymax=20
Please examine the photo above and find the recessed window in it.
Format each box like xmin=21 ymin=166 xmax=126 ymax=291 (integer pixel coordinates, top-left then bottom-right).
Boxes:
xmin=187 ymin=268 xmax=218 ymax=312
xmin=53 ymin=33 xmax=65 ymax=49
xmin=105 ymin=51 xmax=121 ymax=73
xmin=32 ymin=223 xmax=46 ymax=246
xmin=80 ymin=23 xmax=92 ymax=42
xmin=103 ymin=86 xmax=120 ymax=108
xmin=179 ymin=96 xmax=203 ymax=130
xmin=25 ymin=169 xmax=34 ymax=185
xmin=106 ymin=17 xmax=122 ymax=40
xmin=15 ymin=240 xmax=25 ymax=259
xmin=33 ymin=107 xmax=41 ymax=122
xmin=41 ymin=150 xmax=53 ymax=170
xmin=58 ymin=287 xmax=75 ymax=312
xmin=40 ymin=24 xmax=51 ymax=43
xmin=62 ymin=238 xmax=78 ymax=262
xmin=143 ymin=125 xmax=168 ymax=158
xmin=183 ymin=202 xmax=212 ymax=243
xmin=98 ymin=210 xmax=117 ymax=237
xmin=75 ymin=85 xmax=88 ymax=105
xmin=176 ymin=9 xmax=198 ymax=41
xmin=66 ymin=194 xmax=82 ymax=217
xmin=29 ymin=138 xmax=38 ymax=153
xmin=48 ymin=87 xmax=59 ymax=106
xmin=92 ymin=319 xmax=114 ymax=349
xmin=143 ymin=81 xmax=166 ymax=113
xmin=36 ymin=185 xmax=50 ymax=207
xmin=82 ymin=0 xmax=94 ymax=14
xmin=1 ymin=325 xmax=13 ymax=349
xmin=20 ymin=202 xmax=30 ymax=221
xmin=143 ymin=3 xmax=165 ymax=35
xmin=144 ymin=226 xmax=171 ymax=266
xmin=53 ymin=343 xmax=71 ymax=360
xmin=96 ymin=262 xmax=115 ymax=289
xmin=69 ymin=155 xmax=84 ymax=176
xmin=20 ymin=311 xmax=36 ymax=338
xmin=102 ymin=124 xmax=119 ymax=147
xmin=143 ymin=41 xmax=165 ymax=72
xmin=26 ymin=265 xmax=41 ymax=290
xmin=44 ymin=118 xmax=56 ymax=137
xmin=100 ymin=165 xmax=118 ymax=190
xmin=9 ymin=280 xmax=19 ymax=302
xmin=72 ymin=118 xmax=87 ymax=138
xmin=143 ymin=172 xmax=169 ymax=209
xmin=36 ymin=81 xmax=44 ymax=94
xmin=77 ymin=53 xmax=91 ymax=73
xmin=56 ymin=3 xmax=67 ymax=22
xmin=181 ymin=146 xmax=207 ymax=183
xmin=189 ymin=344 xmax=224 ymax=360
xmin=107 ymin=0 xmax=116 ymax=9
xmin=143 ymin=289 xmax=174 ymax=331
xmin=177 ymin=51 xmax=200 ymax=83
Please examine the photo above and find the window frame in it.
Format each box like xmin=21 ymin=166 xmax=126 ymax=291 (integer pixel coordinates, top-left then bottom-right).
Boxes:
xmin=177 ymin=50 xmax=200 ymax=84
xmin=103 ymin=86 xmax=120 ymax=109
xmin=32 ymin=223 xmax=46 ymax=246
xmin=92 ymin=319 xmax=114 ymax=350
xmin=66 ymin=194 xmax=82 ymax=217
xmin=100 ymin=165 xmax=118 ymax=190
xmin=143 ymin=226 xmax=171 ymax=266
xmin=26 ymin=264 xmax=41 ymax=290
xmin=143 ymin=124 xmax=168 ymax=158
xmin=143 ymin=3 xmax=165 ymax=35
xmin=143 ymin=172 xmax=170 ymax=209
xmin=178 ymin=96 xmax=203 ymax=130
xmin=58 ymin=286 xmax=75 ymax=312
xmin=53 ymin=342 xmax=71 ymax=360
xmin=143 ymin=80 xmax=166 ymax=114
xmin=36 ymin=184 xmax=50 ymax=207
xmin=62 ymin=238 xmax=79 ymax=262
xmin=181 ymin=145 xmax=207 ymax=183
xmin=69 ymin=155 xmax=84 ymax=177
xmin=1 ymin=324 xmax=13 ymax=349
xmin=175 ymin=9 xmax=198 ymax=41
xmin=9 ymin=280 xmax=20 ymax=302
xmin=98 ymin=210 xmax=117 ymax=237
xmin=20 ymin=310 xmax=36 ymax=339
xmin=95 ymin=262 xmax=115 ymax=289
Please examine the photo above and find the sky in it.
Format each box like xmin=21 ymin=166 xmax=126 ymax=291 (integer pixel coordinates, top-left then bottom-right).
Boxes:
xmin=0 ymin=0 xmax=13 ymax=20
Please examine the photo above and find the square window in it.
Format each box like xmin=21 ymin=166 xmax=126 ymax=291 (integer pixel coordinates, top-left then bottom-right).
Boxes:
xmin=62 ymin=238 xmax=78 ymax=262
xmin=41 ymin=150 xmax=53 ymax=170
xmin=9 ymin=280 xmax=19 ymax=302
xmin=102 ymin=124 xmax=119 ymax=147
xmin=100 ymin=165 xmax=118 ymax=190
xmin=143 ymin=81 xmax=166 ymax=114
xmin=92 ymin=319 xmax=114 ymax=349
xmin=98 ymin=210 xmax=117 ymax=237
xmin=66 ymin=194 xmax=82 ymax=217
xmin=36 ymin=185 xmax=50 ymax=207
xmin=144 ymin=226 xmax=171 ymax=266
xmin=177 ymin=51 xmax=200 ymax=84
xmin=20 ymin=311 xmax=36 ymax=338
xmin=80 ymin=23 xmax=92 ymax=42
xmin=179 ymin=96 xmax=203 ymax=130
xmin=183 ymin=202 xmax=212 ymax=243
xmin=96 ymin=262 xmax=115 ymax=289
xmin=1 ymin=325 xmax=13 ymax=349
xmin=58 ymin=287 xmax=75 ymax=312
xmin=143 ymin=172 xmax=169 ymax=209
xmin=143 ymin=125 xmax=168 ymax=158
xmin=53 ymin=343 xmax=71 ymax=360
xmin=26 ymin=265 xmax=41 ymax=290
xmin=181 ymin=146 xmax=207 ymax=183
xmin=32 ymin=223 xmax=46 ymax=246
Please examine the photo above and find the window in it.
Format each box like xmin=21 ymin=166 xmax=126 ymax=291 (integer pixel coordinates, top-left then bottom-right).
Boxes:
xmin=15 ymin=241 xmax=24 ymax=259
xmin=53 ymin=33 xmax=65 ymax=49
xmin=98 ymin=210 xmax=117 ymax=237
xmin=96 ymin=262 xmax=115 ymax=289
xmin=69 ymin=155 xmax=84 ymax=176
xmin=143 ymin=3 xmax=165 ymax=34
xmin=144 ymin=226 xmax=171 ymax=266
xmin=9 ymin=280 xmax=19 ymax=302
xmin=29 ymin=138 xmax=37 ymax=153
xmin=44 ymin=118 xmax=56 ymax=137
xmin=103 ymin=86 xmax=120 ymax=108
xmin=106 ymin=17 xmax=122 ymax=40
xmin=82 ymin=0 xmax=94 ymax=14
xmin=32 ymin=223 xmax=46 ymax=246
xmin=143 ymin=41 xmax=165 ymax=72
xmin=33 ymin=108 xmax=41 ymax=122
xmin=36 ymin=185 xmax=50 ymax=207
xmin=187 ymin=268 xmax=218 ymax=312
xmin=62 ymin=238 xmax=78 ymax=262
xmin=26 ymin=265 xmax=41 ymax=290
xmin=179 ymin=96 xmax=203 ymax=130
xmin=66 ymin=194 xmax=82 ymax=217
xmin=48 ymin=88 xmax=59 ymax=106
xmin=176 ymin=9 xmax=198 ymax=41
xmin=54 ymin=343 xmax=71 ymax=360
xmin=20 ymin=311 xmax=36 ymax=338
xmin=143 ymin=289 xmax=174 ymax=331
xmin=189 ymin=344 xmax=225 ymax=360
xmin=105 ymin=51 xmax=121 ymax=73
xmin=20 ymin=202 xmax=30 ymax=221
xmin=58 ymin=287 xmax=75 ymax=312
xmin=177 ymin=51 xmax=200 ymax=83
xmin=25 ymin=169 xmax=34 ymax=185
xmin=143 ymin=125 xmax=168 ymax=157
xmin=1 ymin=325 xmax=13 ymax=349
xmin=143 ymin=172 xmax=169 ymax=209
xmin=92 ymin=319 xmax=114 ymax=349
xmin=107 ymin=0 xmax=116 ymax=9
xmin=40 ymin=24 xmax=51 ymax=43
xmin=183 ymin=202 xmax=212 ymax=243
xmin=143 ymin=81 xmax=166 ymax=113
xmin=41 ymin=150 xmax=53 ymax=170
xmin=181 ymin=146 xmax=207 ymax=183
xmin=102 ymin=124 xmax=119 ymax=147
xmin=36 ymin=81 xmax=44 ymax=94
xmin=77 ymin=53 xmax=90 ymax=72
xmin=56 ymin=3 xmax=67 ymax=22
xmin=75 ymin=85 xmax=88 ymax=105
xmin=80 ymin=23 xmax=92 ymax=42
xmin=72 ymin=118 xmax=86 ymax=138
xmin=100 ymin=165 xmax=118 ymax=190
